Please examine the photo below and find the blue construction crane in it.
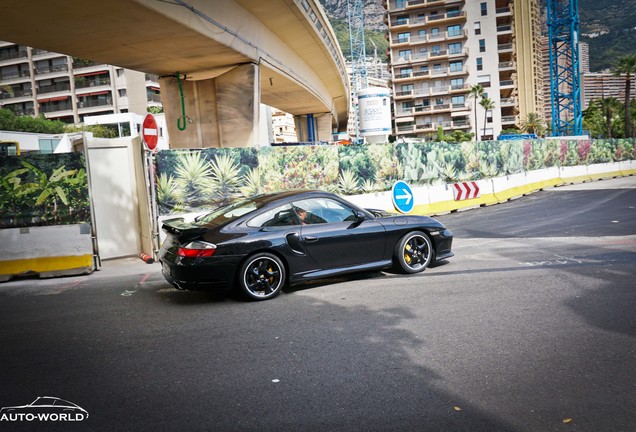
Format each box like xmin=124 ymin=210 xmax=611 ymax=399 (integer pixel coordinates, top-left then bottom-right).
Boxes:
xmin=547 ymin=0 xmax=583 ymax=136
xmin=347 ymin=0 xmax=368 ymax=142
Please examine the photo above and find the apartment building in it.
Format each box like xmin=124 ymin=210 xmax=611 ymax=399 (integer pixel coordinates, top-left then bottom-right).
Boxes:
xmin=0 ymin=41 xmax=161 ymax=124
xmin=384 ymin=0 xmax=544 ymax=140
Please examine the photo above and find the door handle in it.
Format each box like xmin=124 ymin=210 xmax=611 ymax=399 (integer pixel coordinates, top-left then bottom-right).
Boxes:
xmin=302 ymin=236 xmax=318 ymax=243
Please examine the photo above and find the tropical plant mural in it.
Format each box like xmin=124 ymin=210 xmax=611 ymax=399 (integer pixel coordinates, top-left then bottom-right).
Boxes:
xmin=154 ymin=139 xmax=636 ymax=216
xmin=0 ymin=153 xmax=90 ymax=228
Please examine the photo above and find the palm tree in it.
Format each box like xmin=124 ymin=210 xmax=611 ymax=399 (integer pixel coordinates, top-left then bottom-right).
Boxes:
xmin=602 ymin=97 xmax=623 ymax=139
xmin=613 ymin=54 xmax=636 ymax=138
xmin=479 ymin=96 xmax=495 ymax=139
xmin=468 ymin=84 xmax=484 ymax=141
xmin=520 ymin=112 xmax=547 ymax=137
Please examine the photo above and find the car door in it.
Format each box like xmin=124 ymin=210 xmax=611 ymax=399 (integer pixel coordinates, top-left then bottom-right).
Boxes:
xmin=291 ymin=197 xmax=386 ymax=269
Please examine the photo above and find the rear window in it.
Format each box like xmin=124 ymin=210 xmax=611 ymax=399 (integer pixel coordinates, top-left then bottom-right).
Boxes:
xmin=195 ymin=198 xmax=264 ymax=226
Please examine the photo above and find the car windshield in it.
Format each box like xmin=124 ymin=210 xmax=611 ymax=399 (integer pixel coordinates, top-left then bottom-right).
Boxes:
xmin=195 ymin=197 xmax=266 ymax=226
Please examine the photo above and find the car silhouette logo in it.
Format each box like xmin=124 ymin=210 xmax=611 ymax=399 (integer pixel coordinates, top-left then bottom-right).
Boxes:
xmin=0 ymin=396 xmax=88 ymax=422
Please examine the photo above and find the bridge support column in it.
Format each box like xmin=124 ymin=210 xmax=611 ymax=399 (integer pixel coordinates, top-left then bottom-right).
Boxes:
xmin=160 ymin=63 xmax=260 ymax=148
xmin=293 ymin=113 xmax=333 ymax=143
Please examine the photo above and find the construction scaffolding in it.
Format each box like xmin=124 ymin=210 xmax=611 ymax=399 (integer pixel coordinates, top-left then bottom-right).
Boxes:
xmin=547 ymin=0 xmax=583 ymax=136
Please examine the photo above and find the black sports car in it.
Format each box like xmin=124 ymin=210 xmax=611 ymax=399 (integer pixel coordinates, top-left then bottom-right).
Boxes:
xmin=159 ymin=190 xmax=453 ymax=300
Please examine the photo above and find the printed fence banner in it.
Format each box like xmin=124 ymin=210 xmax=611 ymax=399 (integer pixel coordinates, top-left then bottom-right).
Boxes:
xmin=154 ymin=138 xmax=635 ymax=216
xmin=0 ymin=153 xmax=90 ymax=229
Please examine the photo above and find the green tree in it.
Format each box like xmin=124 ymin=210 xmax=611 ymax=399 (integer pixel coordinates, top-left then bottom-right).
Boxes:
xmin=603 ymin=97 xmax=624 ymax=138
xmin=613 ymin=54 xmax=636 ymax=137
xmin=0 ymin=109 xmax=65 ymax=134
xmin=468 ymin=84 xmax=484 ymax=141
xmin=520 ymin=112 xmax=547 ymax=137
xmin=479 ymin=97 xmax=496 ymax=139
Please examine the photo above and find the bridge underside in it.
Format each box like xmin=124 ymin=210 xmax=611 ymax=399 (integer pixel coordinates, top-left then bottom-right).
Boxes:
xmin=0 ymin=0 xmax=348 ymax=146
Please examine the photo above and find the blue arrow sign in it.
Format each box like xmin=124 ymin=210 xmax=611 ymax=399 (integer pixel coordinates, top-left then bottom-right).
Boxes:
xmin=392 ymin=181 xmax=414 ymax=213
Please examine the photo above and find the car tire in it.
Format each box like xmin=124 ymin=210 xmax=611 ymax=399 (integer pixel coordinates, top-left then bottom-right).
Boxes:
xmin=394 ymin=231 xmax=433 ymax=274
xmin=238 ymin=252 xmax=286 ymax=301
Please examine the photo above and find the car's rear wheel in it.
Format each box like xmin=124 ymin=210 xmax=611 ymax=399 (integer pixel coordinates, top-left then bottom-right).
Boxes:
xmin=238 ymin=253 xmax=286 ymax=301
xmin=394 ymin=231 xmax=433 ymax=274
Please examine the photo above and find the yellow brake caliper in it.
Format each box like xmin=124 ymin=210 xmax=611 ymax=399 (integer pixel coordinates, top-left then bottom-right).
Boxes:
xmin=404 ymin=244 xmax=412 ymax=264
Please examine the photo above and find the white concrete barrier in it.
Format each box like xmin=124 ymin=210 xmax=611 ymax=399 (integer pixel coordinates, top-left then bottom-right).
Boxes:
xmin=491 ymin=172 xmax=528 ymax=202
xmin=619 ymin=160 xmax=636 ymax=176
xmin=587 ymin=162 xmax=623 ymax=180
xmin=0 ymin=224 xmax=94 ymax=282
xmin=559 ymin=165 xmax=590 ymax=184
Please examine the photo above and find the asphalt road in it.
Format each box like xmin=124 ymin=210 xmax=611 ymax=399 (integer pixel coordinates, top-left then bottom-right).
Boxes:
xmin=1 ymin=176 xmax=635 ymax=432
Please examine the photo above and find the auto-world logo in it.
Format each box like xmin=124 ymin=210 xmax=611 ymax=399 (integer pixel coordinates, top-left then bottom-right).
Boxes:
xmin=0 ymin=396 xmax=88 ymax=422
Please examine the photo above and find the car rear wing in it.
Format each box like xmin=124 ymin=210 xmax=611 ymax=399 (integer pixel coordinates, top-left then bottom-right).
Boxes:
xmin=161 ymin=218 xmax=208 ymax=242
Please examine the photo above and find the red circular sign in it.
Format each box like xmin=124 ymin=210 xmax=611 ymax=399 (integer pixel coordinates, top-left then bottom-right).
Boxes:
xmin=142 ymin=113 xmax=159 ymax=151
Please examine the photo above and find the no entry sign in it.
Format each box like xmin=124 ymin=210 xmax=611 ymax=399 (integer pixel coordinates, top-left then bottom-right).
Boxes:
xmin=142 ymin=113 xmax=159 ymax=151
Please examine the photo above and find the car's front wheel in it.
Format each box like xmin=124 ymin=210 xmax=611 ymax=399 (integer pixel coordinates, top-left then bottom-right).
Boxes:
xmin=238 ymin=253 xmax=286 ymax=301
xmin=394 ymin=231 xmax=433 ymax=274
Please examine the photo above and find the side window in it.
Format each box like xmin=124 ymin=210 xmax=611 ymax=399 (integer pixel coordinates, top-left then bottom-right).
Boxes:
xmin=247 ymin=204 xmax=298 ymax=227
xmin=292 ymin=198 xmax=357 ymax=224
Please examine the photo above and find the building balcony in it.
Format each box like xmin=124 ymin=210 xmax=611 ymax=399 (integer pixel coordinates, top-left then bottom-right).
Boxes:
xmin=427 ymin=10 xmax=466 ymax=25
xmin=38 ymin=82 xmax=71 ymax=94
xmin=31 ymin=49 xmax=63 ymax=61
xmin=497 ymin=24 xmax=513 ymax=35
xmin=396 ymin=123 xmax=415 ymax=134
xmin=497 ymin=43 xmax=513 ymax=53
xmin=414 ymin=122 xmax=434 ymax=133
xmin=0 ymin=69 xmax=31 ymax=83
xmin=0 ymin=48 xmax=28 ymax=64
xmin=0 ymin=88 xmax=32 ymax=100
xmin=75 ymin=78 xmax=111 ymax=90
xmin=34 ymin=64 xmax=69 ymax=77
xmin=500 ymin=97 xmax=516 ymax=107
xmin=498 ymin=61 xmax=515 ymax=72
xmin=496 ymin=6 xmax=512 ymax=17
xmin=394 ymin=89 xmax=414 ymax=99
xmin=501 ymin=115 xmax=518 ymax=125
xmin=39 ymin=99 xmax=73 ymax=114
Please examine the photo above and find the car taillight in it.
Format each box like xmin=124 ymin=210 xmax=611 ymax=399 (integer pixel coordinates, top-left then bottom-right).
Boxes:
xmin=177 ymin=241 xmax=217 ymax=258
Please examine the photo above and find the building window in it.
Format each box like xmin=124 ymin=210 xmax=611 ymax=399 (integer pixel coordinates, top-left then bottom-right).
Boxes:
xmin=398 ymin=32 xmax=410 ymax=43
xmin=479 ymin=39 xmax=486 ymax=52
xmin=447 ymin=25 xmax=461 ymax=37
xmin=474 ymin=22 xmax=481 ymax=35
xmin=476 ymin=57 xmax=483 ymax=71
xmin=481 ymin=2 xmax=488 ymax=16
xmin=431 ymin=27 xmax=440 ymax=37
xmin=451 ymin=95 xmax=465 ymax=105
xmin=401 ymin=84 xmax=414 ymax=92
xmin=399 ymin=49 xmax=412 ymax=60
xmin=448 ymin=42 xmax=462 ymax=54
xmin=450 ymin=60 xmax=463 ymax=72
xmin=396 ymin=15 xmax=408 ymax=25
xmin=399 ymin=67 xmax=413 ymax=78
xmin=451 ymin=78 xmax=464 ymax=90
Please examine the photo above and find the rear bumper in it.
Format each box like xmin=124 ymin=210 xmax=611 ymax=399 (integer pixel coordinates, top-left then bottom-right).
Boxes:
xmin=159 ymin=254 xmax=242 ymax=291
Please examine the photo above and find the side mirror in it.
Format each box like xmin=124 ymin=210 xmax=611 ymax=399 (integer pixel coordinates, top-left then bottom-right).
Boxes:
xmin=356 ymin=211 xmax=367 ymax=222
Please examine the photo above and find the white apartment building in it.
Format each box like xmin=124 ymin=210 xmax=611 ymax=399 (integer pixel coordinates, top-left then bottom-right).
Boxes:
xmin=384 ymin=0 xmax=544 ymax=140
xmin=0 ymin=41 xmax=161 ymax=124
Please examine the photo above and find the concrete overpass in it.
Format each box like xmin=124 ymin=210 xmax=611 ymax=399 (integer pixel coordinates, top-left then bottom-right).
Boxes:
xmin=0 ymin=0 xmax=350 ymax=146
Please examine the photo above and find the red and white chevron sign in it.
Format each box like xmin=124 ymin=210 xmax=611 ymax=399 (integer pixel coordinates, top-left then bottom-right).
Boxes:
xmin=453 ymin=181 xmax=480 ymax=200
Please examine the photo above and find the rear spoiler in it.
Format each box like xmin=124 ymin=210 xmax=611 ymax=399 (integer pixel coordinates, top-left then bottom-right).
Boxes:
xmin=162 ymin=218 xmax=208 ymax=242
